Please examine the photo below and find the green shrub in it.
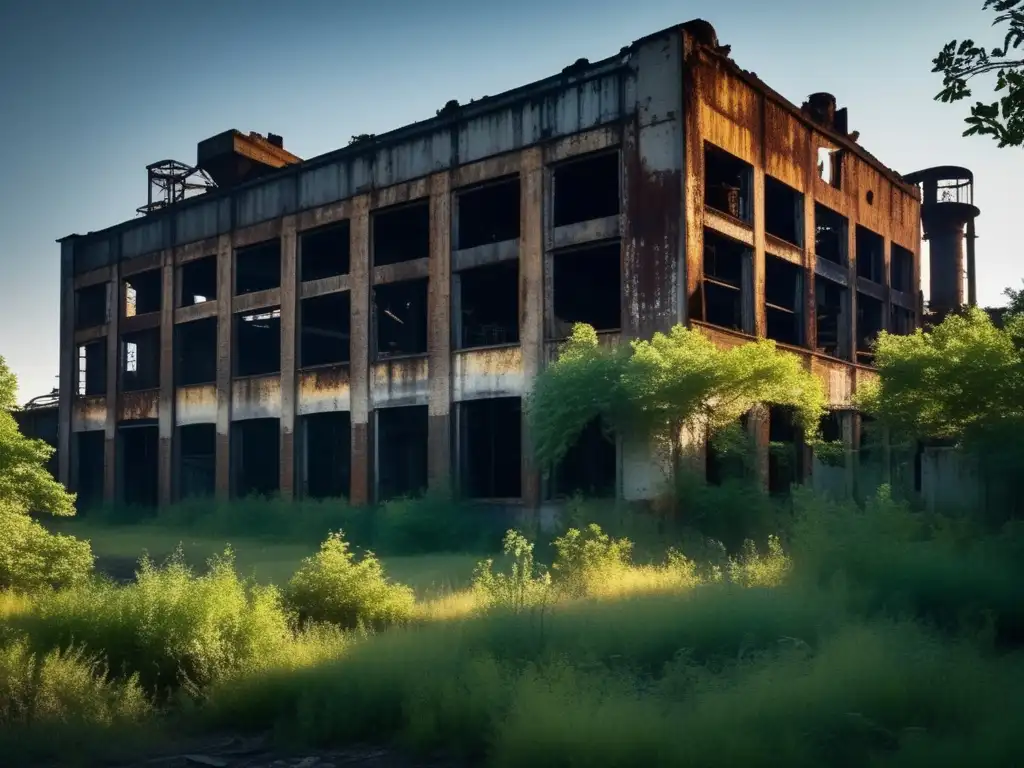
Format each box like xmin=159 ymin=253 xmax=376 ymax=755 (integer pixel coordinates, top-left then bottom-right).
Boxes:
xmin=472 ymin=531 xmax=552 ymax=612
xmin=283 ymin=531 xmax=415 ymax=630
xmin=551 ymin=523 xmax=633 ymax=598
xmin=373 ymin=489 xmax=504 ymax=555
xmin=0 ymin=502 xmax=94 ymax=591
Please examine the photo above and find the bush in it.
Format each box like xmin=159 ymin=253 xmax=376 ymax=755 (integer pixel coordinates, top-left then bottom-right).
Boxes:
xmin=472 ymin=531 xmax=552 ymax=612
xmin=0 ymin=502 xmax=94 ymax=591
xmin=551 ymin=523 xmax=633 ymax=598
xmin=373 ymin=489 xmax=505 ymax=556
xmin=283 ymin=532 xmax=415 ymax=631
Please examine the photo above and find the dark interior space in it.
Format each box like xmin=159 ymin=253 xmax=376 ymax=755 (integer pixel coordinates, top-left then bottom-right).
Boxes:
xmin=303 ymin=412 xmax=351 ymax=499
xmin=179 ymin=256 xmax=217 ymax=307
xmin=124 ymin=269 xmax=162 ymax=317
xmin=856 ymin=226 xmax=884 ymax=283
xmin=233 ymin=418 xmax=280 ymax=498
xmin=768 ymin=406 xmax=801 ymax=495
xmin=765 ymin=255 xmax=803 ymax=346
xmin=551 ymin=242 xmax=620 ymax=337
xmin=856 ymin=292 xmax=884 ymax=365
xmin=374 ymin=279 xmax=428 ymax=358
xmin=373 ymin=201 xmax=430 ymax=266
xmin=457 ymin=261 xmax=519 ymax=349
xmin=120 ymin=423 xmax=158 ymax=507
xmin=76 ymin=431 xmax=105 ymax=512
xmin=460 ymin=397 xmax=522 ymax=499
xmin=301 ymin=292 xmax=351 ymax=367
xmin=301 ymin=222 xmax=351 ymax=282
xmin=76 ymin=283 xmax=107 ymax=329
xmin=706 ymin=419 xmax=752 ymax=486
xmin=457 ymin=176 xmax=520 ymax=249
xmin=377 ymin=405 xmax=428 ymax=502
xmin=554 ymin=418 xmax=616 ymax=498
xmin=815 ymin=276 xmax=847 ymax=358
xmin=702 ymin=230 xmax=748 ymax=331
xmin=764 ymin=176 xmax=803 ymax=245
xmin=121 ymin=328 xmax=160 ymax=391
xmin=819 ymin=410 xmax=842 ymax=444
xmin=890 ymin=305 xmax=915 ymax=336
xmin=178 ymin=423 xmax=215 ymax=500
xmin=235 ymin=308 xmax=281 ymax=377
xmin=814 ymin=204 xmax=847 ymax=265
xmin=77 ymin=341 xmax=106 ymax=396
xmin=235 ymin=239 xmax=281 ymax=295
xmin=890 ymin=244 xmax=914 ymax=293
xmin=176 ymin=318 xmax=218 ymax=386
xmin=704 ymin=143 xmax=752 ymax=221
xmin=552 ymin=151 xmax=620 ymax=227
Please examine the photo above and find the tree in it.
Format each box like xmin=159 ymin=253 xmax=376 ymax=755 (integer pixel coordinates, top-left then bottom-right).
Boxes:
xmin=1005 ymin=281 xmax=1024 ymax=315
xmin=932 ymin=0 xmax=1024 ymax=148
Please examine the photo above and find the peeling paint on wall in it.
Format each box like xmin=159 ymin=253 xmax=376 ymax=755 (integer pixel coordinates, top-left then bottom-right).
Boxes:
xmin=453 ymin=346 xmax=523 ymax=401
xmin=175 ymin=384 xmax=217 ymax=426
xmin=231 ymin=376 xmax=282 ymax=421
xmin=297 ymin=365 xmax=351 ymax=414
xmin=370 ymin=357 xmax=429 ymax=408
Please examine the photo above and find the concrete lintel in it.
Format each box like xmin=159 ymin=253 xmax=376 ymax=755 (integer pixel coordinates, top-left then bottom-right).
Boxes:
xmin=890 ymin=288 xmax=915 ymax=310
xmin=174 ymin=238 xmax=219 ymax=266
xmin=765 ymin=237 xmax=804 ymax=267
xmin=234 ymin=219 xmax=282 ymax=250
xmin=543 ymin=125 xmax=621 ymax=165
xmin=452 ymin=239 xmax=519 ymax=272
xmin=73 ymin=325 xmax=108 ymax=344
xmin=121 ymin=251 xmax=163 ymax=278
xmin=372 ymin=258 xmax=429 ymax=286
xmin=174 ymin=301 xmax=218 ymax=324
xmin=814 ymin=257 xmax=848 ymax=287
xmin=300 ymin=274 xmax=351 ymax=300
xmin=73 ymin=266 xmax=114 ymax=290
xmin=549 ymin=215 xmax=620 ymax=251
xmin=120 ymin=312 xmax=161 ymax=334
xmin=297 ymin=199 xmax=353 ymax=233
xmin=232 ymin=288 xmax=281 ymax=314
xmin=856 ymin=276 xmax=886 ymax=302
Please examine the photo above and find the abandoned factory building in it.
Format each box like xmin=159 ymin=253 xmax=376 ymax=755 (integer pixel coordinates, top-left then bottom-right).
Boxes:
xmin=56 ymin=19 xmax=927 ymax=511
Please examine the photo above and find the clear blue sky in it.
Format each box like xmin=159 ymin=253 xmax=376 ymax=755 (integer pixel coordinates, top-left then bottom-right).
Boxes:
xmin=0 ymin=0 xmax=1019 ymax=402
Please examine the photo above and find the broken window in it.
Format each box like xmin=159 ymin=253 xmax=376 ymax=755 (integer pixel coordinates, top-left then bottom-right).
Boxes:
xmin=702 ymin=230 xmax=749 ymax=332
xmin=302 ymin=412 xmax=351 ymax=499
xmin=552 ymin=151 xmax=619 ymax=227
xmin=768 ymin=405 xmax=802 ymax=495
xmin=856 ymin=292 xmax=884 ymax=365
xmin=179 ymin=256 xmax=217 ymax=307
xmin=374 ymin=279 xmax=428 ymax=358
xmin=123 ymin=269 xmax=161 ymax=317
xmin=119 ymin=424 xmax=158 ymax=507
xmin=232 ymin=418 xmax=280 ymax=498
xmin=301 ymin=222 xmax=350 ymax=282
xmin=457 ymin=176 xmax=520 ymax=249
xmin=856 ymin=226 xmax=884 ymax=283
xmin=301 ymin=292 xmax=351 ymax=367
xmin=373 ymin=201 xmax=430 ymax=266
xmin=815 ymin=276 xmax=848 ymax=358
xmin=704 ymin=143 xmax=753 ymax=222
xmin=75 ymin=430 xmax=105 ymax=511
xmin=76 ymin=341 xmax=106 ymax=396
xmin=178 ymin=423 xmax=215 ymax=500
xmin=814 ymin=204 xmax=847 ymax=265
xmin=764 ymin=176 xmax=803 ymax=246
xmin=120 ymin=328 xmax=160 ymax=391
xmin=551 ymin=242 xmax=620 ymax=337
xmin=553 ymin=417 xmax=616 ymax=498
xmin=235 ymin=239 xmax=281 ymax=295
xmin=890 ymin=244 xmax=914 ymax=293
xmin=234 ymin=308 xmax=281 ymax=377
xmin=765 ymin=255 xmax=803 ymax=346
xmin=890 ymin=305 xmax=915 ymax=336
xmin=816 ymin=147 xmax=842 ymax=189
xmin=456 ymin=261 xmax=519 ymax=349
xmin=376 ymin=405 xmax=428 ymax=502
xmin=460 ymin=397 xmax=522 ymax=499
xmin=76 ymin=283 xmax=107 ymax=329
xmin=176 ymin=317 xmax=217 ymax=386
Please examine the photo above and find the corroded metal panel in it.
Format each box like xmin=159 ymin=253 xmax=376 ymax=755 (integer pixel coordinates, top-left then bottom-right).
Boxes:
xmin=299 ymin=163 xmax=342 ymax=210
xmin=297 ymin=366 xmax=351 ymax=414
xmin=452 ymin=346 xmax=524 ymax=401
xmin=175 ymin=384 xmax=217 ymax=425
xmin=175 ymin=200 xmax=221 ymax=246
xmin=76 ymin=237 xmax=113 ymax=275
xmin=370 ymin=357 xmax=429 ymax=408
xmin=71 ymin=396 xmax=107 ymax=432
xmin=121 ymin=219 xmax=164 ymax=260
xmin=764 ymin=99 xmax=810 ymax=192
xmin=118 ymin=389 xmax=160 ymax=421
xmin=235 ymin=176 xmax=296 ymax=229
xmin=231 ymin=376 xmax=282 ymax=420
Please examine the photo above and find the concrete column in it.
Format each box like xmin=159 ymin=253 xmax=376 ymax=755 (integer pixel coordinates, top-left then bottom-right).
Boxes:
xmin=214 ymin=234 xmax=233 ymax=500
xmin=57 ymin=242 xmax=75 ymax=490
xmin=103 ymin=269 xmax=121 ymax=504
xmin=751 ymin=166 xmax=767 ymax=339
xmin=842 ymin=410 xmax=860 ymax=497
xmin=349 ymin=196 xmax=371 ymax=506
xmin=427 ymin=171 xmax=452 ymax=489
xmin=882 ymin=234 xmax=893 ymax=333
xmin=157 ymin=250 xmax=175 ymax=506
xmin=279 ymin=216 xmax=298 ymax=498
xmin=519 ymin=148 xmax=544 ymax=510
xmin=747 ymin=404 xmax=770 ymax=491
xmin=803 ymin=191 xmax=817 ymax=351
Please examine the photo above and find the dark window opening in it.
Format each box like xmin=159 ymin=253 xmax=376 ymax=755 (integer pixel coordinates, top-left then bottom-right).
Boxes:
xmin=704 ymin=143 xmax=753 ymax=221
xmin=551 ymin=242 xmax=620 ymax=337
xmin=460 ymin=397 xmax=522 ymax=499
xmin=768 ymin=405 xmax=801 ymax=496
xmin=121 ymin=328 xmax=160 ymax=391
xmin=890 ymin=305 xmax=915 ymax=336
xmin=702 ymin=230 xmax=749 ymax=332
xmin=301 ymin=292 xmax=351 ymax=368
xmin=764 ymin=176 xmax=803 ymax=246
xmin=374 ymin=279 xmax=428 ymax=358
xmin=373 ymin=201 xmax=430 ymax=266
xmin=76 ymin=284 xmax=107 ymax=329
xmin=179 ymin=256 xmax=217 ymax=307
xmin=457 ymin=176 xmax=520 ymax=249
xmin=890 ymin=244 xmax=914 ymax=293
xmin=706 ymin=420 xmax=752 ymax=486
xmin=377 ymin=405 xmax=428 ymax=502
xmin=301 ymin=222 xmax=350 ymax=282
xmin=303 ymin=412 xmax=351 ymax=500
xmin=765 ymin=255 xmax=803 ymax=346
xmin=233 ymin=418 xmax=280 ymax=498
xmin=77 ymin=341 xmax=107 ymax=396
xmin=457 ymin=261 xmax=519 ymax=349
xmin=176 ymin=317 xmax=217 ymax=386
xmin=814 ymin=204 xmax=847 ymax=265
xmin=554 ymin=418 xmax=616 ymax=498
xmin=817 ymin=147 xmax=843 ymax=190
xmin=235 ymin=240 xmax=281 ymax=295
xmin=75 ymin=431 xmax=105 ymax=512
xmin=119 ymin=424 xmax=158 ymax=508
xmin=552 ymin=151 xmax=620 ymax=227
xmin=234 ymin=308 xmax=281 ymax=377
xmin=860 ymin=413 xmax=879 ymax=467
xmin=815 ymin=276 xmax=847 ymax=358
xmin=124 ymin=269 xmax=162 ymax=317
xmin=179 ymin=424 xmax=215 ymax=500
xmin=856 ymin=226 xmax=884 ymax=283
xmin=856 ymin=292 xmax=884 ymax=365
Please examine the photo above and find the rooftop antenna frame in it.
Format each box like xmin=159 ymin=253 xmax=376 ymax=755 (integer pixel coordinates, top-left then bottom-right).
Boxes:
xmin=137 ymin=159 xmax=217 ymax=216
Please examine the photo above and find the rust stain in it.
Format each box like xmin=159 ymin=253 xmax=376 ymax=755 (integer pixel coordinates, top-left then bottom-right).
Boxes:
xmin=297 ymin=365 xmax=351 ymax=414
xmin=72 ymin=395 xmax=107 ymax=432
xmin=118 ymin=389 xmax=159 ymax=421
xmin=453 ymin=346 xmax=523 ymax=400
xmin=370 ymin=357 xmax=429 ymax=407
xmin=175 ymin=384 xmax=216 ymax=425
xmin=230 ymin=375 xmax=282 ymax=419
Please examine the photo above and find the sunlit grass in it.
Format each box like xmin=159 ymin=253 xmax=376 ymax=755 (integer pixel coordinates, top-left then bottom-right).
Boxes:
xmin=0 ymin=591 xmax=30 ymax=620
